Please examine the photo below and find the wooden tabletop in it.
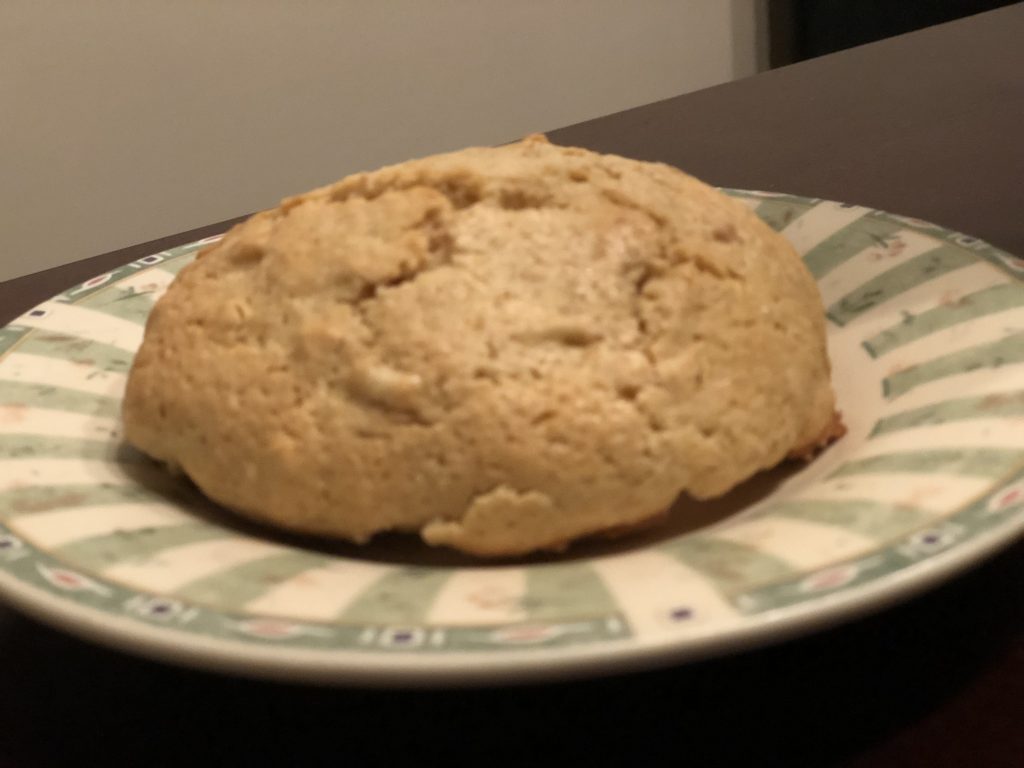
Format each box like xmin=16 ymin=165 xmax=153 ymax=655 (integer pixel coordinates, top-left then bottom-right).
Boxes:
xmin=1 ymin=7 xmax=1022 ymax=766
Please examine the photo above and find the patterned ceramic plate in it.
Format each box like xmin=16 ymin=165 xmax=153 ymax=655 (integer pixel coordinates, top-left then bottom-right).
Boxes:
xmin=1 ymin=191 xmax=1022 ymax=686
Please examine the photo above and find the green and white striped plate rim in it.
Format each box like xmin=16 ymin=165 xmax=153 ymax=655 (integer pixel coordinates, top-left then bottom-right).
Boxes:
xmin=0 ymin=191 xmax=1022 ymax=686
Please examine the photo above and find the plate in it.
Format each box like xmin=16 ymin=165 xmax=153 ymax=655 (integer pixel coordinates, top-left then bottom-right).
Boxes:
xmin=0 ymin=191 xmax=1022 ymax=686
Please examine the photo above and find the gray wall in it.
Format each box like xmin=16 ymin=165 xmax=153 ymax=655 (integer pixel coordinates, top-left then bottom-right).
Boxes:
xmin=1 ymin=1 xmax=763 ymax=282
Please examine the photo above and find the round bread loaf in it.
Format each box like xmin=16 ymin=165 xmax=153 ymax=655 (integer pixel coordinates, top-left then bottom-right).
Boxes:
xmin=123 ymin=135 xmax=840 ymax=556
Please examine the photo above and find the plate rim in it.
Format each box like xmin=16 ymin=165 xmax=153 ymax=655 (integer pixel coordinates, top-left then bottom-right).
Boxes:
xmin=0 ymin=508 xmax=1020 ymax=687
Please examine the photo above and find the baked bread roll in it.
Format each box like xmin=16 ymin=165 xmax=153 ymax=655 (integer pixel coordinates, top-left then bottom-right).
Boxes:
xmin=123 ymin=135 xmax=841 ymax=556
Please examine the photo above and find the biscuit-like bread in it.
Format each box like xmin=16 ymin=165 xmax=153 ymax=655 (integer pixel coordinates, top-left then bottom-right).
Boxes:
xmin=123 ymin=135 xmax=839 ymax=556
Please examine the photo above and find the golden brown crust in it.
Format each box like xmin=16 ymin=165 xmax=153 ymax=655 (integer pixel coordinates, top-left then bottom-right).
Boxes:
xmin=122 ymin=135 xmax=840 ymax=556
xmin=787 ymin=410 xmax=847 ymax=462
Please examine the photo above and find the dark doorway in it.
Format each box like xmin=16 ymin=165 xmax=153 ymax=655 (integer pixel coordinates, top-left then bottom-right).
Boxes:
xmin=769 ymin=0 xmax=1021 ymax=66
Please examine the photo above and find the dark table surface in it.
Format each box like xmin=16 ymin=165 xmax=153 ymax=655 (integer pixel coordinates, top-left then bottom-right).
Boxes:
xmin=1 ymin=7 xmax=1022 ymax=767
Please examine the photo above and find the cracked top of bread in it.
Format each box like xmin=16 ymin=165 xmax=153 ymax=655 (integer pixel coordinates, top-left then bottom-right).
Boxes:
xmin=122 ymin=134 xmax=839 ymax=556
